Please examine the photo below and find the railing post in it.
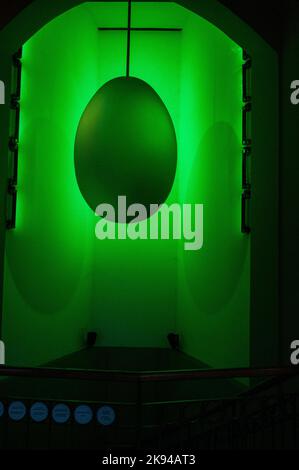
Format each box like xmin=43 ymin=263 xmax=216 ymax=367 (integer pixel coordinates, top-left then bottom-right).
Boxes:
xmin=136 ymin=377 xmax=142 ymax=449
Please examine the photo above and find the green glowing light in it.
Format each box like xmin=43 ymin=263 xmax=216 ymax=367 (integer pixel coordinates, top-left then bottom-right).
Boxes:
xmin=3 ymin=2 xmax=249 ymax=372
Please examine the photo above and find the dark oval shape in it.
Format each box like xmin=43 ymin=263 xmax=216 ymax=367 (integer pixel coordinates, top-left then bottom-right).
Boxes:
xmin=74 ymin=76 xmax=177 ymax=218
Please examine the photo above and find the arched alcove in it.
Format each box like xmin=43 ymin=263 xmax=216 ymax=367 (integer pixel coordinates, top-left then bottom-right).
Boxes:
xmin=0 ymin=1 xmax=278 ymax=371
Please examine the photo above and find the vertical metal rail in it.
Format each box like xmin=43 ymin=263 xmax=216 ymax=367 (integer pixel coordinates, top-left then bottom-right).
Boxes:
xmin=126 ymin=0 xmax=132 ymax=78
xmin=293 ymin=395 xmax=297 ymax=448
xmin=241 ymin=49 xmax=252 ymax=233
xmin=136 ymin=377 xmax=142 ymax=449
xmin=7 ymin=48 xmax=22 ymax=230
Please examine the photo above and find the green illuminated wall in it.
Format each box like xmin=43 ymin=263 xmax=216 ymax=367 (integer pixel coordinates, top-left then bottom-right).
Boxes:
xmin=2 ymin=1 xmax=249 ymax=369
xmin=177 ymin=14 xmax=249 ymax=369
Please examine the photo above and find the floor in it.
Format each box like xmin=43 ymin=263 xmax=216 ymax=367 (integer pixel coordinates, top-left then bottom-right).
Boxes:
xmin=46 ymin=346 xmax=206 ymax=371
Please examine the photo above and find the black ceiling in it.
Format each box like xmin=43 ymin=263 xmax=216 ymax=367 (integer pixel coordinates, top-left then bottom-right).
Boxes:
xmin=0 ymin=0 xmax=289 ymax=52
xmin=219 ymin=0 xmax=283 ymax=51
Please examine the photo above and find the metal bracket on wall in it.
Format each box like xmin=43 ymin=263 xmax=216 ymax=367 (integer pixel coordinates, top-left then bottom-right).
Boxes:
xmin=242 ymin=189 xmax=251 ymax=234
xmin=241 ymin=49 xmax=252 ymax=234
xmin=6 ymin=48 xmax=22 ymax=230
xmin=242 ymin=146 xmax=251 ymax=190
xmin=242 ymin=51 xmax=252 ymax=103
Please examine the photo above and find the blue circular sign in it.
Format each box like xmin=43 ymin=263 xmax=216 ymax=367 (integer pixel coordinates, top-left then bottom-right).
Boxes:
xmin=74 ymin=405 xmax=93 ymax=425
xmin=30 ymin=402 xmax=48 ymax=422
xmin=52 ymin=404 xmax=70 ymax=424
xmin=0 ymin=401 xmax=4 ymax=418
xmin=97 ymin=406 xmax=116 ymax=426
xmin=8 ymin=401 xmax=26 ymax=421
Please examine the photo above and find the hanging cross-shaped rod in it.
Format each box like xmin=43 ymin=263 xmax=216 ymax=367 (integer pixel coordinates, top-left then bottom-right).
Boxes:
xmin=98 ymin=28 xmax=182 ymax=31
xmin=126 ymin=0 xmax=132 ymax=78
xmin=98 ymin=26 xmax=183 ymax=77
xmin=98 ymin=0 xmax=182 ymax=78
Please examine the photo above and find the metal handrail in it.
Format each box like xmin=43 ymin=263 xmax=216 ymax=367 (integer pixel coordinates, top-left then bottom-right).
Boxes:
xmin=0 ymin=365 xmax=298 ymax=382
